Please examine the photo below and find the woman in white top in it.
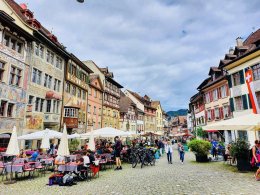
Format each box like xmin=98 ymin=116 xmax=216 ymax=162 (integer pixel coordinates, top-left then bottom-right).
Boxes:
xmin=165 ymin=141 xmax=173 ymax=164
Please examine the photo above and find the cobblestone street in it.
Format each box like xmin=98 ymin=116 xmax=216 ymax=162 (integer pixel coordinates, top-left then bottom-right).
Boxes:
xmin=1 ymin=149 xmax=260 ymax=195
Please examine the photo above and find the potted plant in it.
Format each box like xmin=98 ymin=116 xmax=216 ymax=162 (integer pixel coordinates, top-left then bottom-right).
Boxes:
xmin=188 ymin=139 xmax=211 ymax=162
xmin=230 ymin=139 xmax=250 ymax=171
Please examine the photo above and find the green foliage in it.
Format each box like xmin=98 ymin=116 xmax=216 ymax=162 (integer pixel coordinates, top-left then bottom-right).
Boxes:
xmin=69 ymin=139 xmax=80 ymax=151
xmin=196 ymin=127 xmax=208 ymax=138
xmin=188 ymin=139 xmax=211 ymax=156
xmin=230 ymin=139 xmax=250 ymax=159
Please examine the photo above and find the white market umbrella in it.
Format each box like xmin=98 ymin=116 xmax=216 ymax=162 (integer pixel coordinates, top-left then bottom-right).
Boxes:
xmin=57 ymin=124 xmax=70 ymax=156
xmin=18 ymin=129 xmax=62 ymax=140
xmin=40 ymin=131 xmax=50 ymax=149
xmin=81 ymin=127 xmax=127 ymax=139
xmin=6 ymin=126 xmax=19 ymax=156
xmin=203 ymin=114 xmax=260 ymax=131
xmin=88 ymin=127 xmax=95 ymax=151
xmin=68 ymin=133 xmax=81 ymax=139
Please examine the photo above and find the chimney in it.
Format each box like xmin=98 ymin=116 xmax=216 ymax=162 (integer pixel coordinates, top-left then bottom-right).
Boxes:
xmin=236 ymin=37 xmax=243 ymax=47
xmin=20 ymin=3 xmax=27 ymax=10
xmin=229 ymin=47 xmax=234 ymax=54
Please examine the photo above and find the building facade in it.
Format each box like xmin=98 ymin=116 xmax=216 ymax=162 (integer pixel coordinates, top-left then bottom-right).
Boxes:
xmin=152 ymin=101 xmax=163 ymax=134
xmin=0 ymin=7 xmax=34 ymax=145
xmin=119 ymin=92 xmax=137 ymax=133
xmin=222 ymin=32 xmax=260 ymax=146
xmin=87 ymin=74 xmax=103 ymax=131
xmin=63 ymin=54 xmax=92 ymax=134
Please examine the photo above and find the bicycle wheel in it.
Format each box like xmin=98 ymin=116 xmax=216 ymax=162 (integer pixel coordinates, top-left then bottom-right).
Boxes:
xmin=150 ymin=156 xmax=155 ymax=166
xmin=132 ymin=156 xmax=138 ymax=168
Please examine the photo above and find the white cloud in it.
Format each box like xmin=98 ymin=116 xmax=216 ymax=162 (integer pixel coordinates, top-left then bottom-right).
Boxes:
xmin=16 ymin=0 xmax=260 ymax=111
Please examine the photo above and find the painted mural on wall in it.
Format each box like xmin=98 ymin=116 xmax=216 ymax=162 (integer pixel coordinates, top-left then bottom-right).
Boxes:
xmin=0 ymin=118 xmax=24 ymax=133
xmin=26 ymin=115 xmax=43 ymax=130
xmin=0 ymin=83 xmax=27 ymax=103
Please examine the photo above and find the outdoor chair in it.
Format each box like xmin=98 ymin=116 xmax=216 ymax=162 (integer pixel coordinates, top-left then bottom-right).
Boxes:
xmin=23 ymin=164 xmax=35 ymax=179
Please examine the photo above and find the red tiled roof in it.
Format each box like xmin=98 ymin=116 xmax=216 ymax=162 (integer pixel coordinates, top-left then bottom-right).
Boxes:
xmin=244 ymin=29 xmax=260 ymax=46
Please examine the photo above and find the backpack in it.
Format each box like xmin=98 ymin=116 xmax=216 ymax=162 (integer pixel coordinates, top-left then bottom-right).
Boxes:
xmin=60 ymin=174 xmax=75 ymax=186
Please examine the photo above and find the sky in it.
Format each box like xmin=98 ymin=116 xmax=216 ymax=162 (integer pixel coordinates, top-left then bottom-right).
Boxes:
xmin=15 ymin=0 xmax=260 ymax=111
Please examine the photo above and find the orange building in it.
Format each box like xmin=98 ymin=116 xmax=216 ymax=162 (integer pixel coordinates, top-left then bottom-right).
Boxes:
xmin=87 ymin=75 xmax=103 ymax=130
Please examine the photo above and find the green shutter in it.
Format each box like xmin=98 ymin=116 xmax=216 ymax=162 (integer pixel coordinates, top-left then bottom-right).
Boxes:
xmin=229 ymin=98 xmax=234 ymax=112
xmin=242 ymin=94 xmax=248 ymax=110
xmin=227 ymin=75 xmax=232 ymax=88
xmin=239 ymin=70 xmax=245 ymax=84
xmin=248 ymin=94 xmax=252 ymax=109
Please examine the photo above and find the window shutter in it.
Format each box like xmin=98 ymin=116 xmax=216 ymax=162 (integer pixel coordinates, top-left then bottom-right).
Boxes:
xmin=212 ymin=109 xmax=215 ymax=120
xmin=219 ymin=107 xmax=223 ymax=119
xmin=205 ymin=110 xmax=207 ymax=122
xmin=218 ymin=88 xmax=221 ymax=99
xmin=247 ymin=94 xmax=252 ymax=109
xmin=226 ymin=84 xmax=229 ymax=96
xmin=227 ymin=75 xmax=232 ymax=88
xmin=242 ymin=94 xmax=248 ymax=110
xmin=229 ymin=98 xmax=234 ymax=112
xmin=210 ymin=91 xmax=213 ymax=102
xmin=239 ymin=70 xmax=245 ymax=84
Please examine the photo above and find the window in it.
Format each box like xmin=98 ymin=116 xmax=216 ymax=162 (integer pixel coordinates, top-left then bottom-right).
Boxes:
xmin=50 ymin=52 xmax=54 ymax=65
xmin=223 ymin=105 xmax=230 ymax=118
xmin=46 ymin=50 xmax=50 ymax=63
xmin=252 ymin=64 xmax=260 ymax=81
xmin=205 ymin=93 xmax=210 ymax=103
xmin=32 ymin=68 xmax=42 ymax=85
xmin=46 ymin=100 xmax=51 ymax=113
xmin=221 ymin=85 xmax=227 ymax=98
xmin=9 ymin=66 xmax=22 ymax=86
xmin=215 ymin=108 xmax=220 ymax=119
xmin=64 ymin=108 xmax=78 ymax=118
xmin=3 ymin=34 xmax=10 ymax=47
xmin=7 ymin=103 xmax=14 ymax=117
xmin=72 ymin=86 xmax=76 ymax=96
xmin=56 ymin=101 xmax=60 ymax=114
xmin=88 ymin=105 xmax=91 ymax=113
xmin=40 ymin=99 xmax=44 ymax=112
xmin=213 ymin=89 xmax=218 ymax=101
xmin=93 ymin=106 xmax=96 ymax=115
xmin=0 ymin=101 xmax=7 ymax=116
xmin=82 ymin=91 xmax=86 ymax=100
xmin=54 ymin=79 xmax=61 ymax=92
xmin=28 ymin=96 xmax=34 ymax=104
xmin=44 ymin=74 xmax=52 ymax=88
xmin=56 ymin=56 xmax=63 ymax=70
xmin=35 ymin=97 xmax=40 ymax=112
xmin=77 ymin=88 xmax=81 ymax=98
xmin=207 ymin=110 xmax=211 ymax=121
xmin=233 ymin=72 xmax=240 ymax=86
xmin=3 ymin=34 xmax=24 ymax=54
xmin=234 ymin=96 xmax=243 ymax=111
xmin=0 ymin=61 xmax=5 ymax=81
xmin=35 ymin=43 xmax=39 ymax=56
xmin=256 ymin=92 xmax=260 ymax=110
xmin=65 ymin=82 xmax=70 ymax=93
xmin=88 ymin=87 xmax=92 ymax=95
xmin=53 ymin=100 xmax=56 ymax=113
xmin=94 ymin=89 xmax=97 ymax=98
xmin=39 ymin=45 xmax=44 ymax=58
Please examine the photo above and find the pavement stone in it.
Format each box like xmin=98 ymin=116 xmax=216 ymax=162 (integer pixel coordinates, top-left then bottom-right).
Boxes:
xmin=1 ymin=148 xmax=260 ymax=195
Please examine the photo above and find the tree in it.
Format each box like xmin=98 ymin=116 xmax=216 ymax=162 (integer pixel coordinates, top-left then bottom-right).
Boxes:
xmin=196 ymin=127 xmax=207 ymax=138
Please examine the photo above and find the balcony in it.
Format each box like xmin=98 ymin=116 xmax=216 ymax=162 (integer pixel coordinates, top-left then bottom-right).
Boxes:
xmin=104 ymin=88 xmax=120 ymax=98
xmin=44 ymin=113 xmax=60 ymax=124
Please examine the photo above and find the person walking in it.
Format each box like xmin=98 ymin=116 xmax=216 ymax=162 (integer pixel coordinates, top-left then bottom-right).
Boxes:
xmin=252 ymin=140 xmax=260 ymax=179
xmin=178 ymin=142 xmax=185 ymax=164
xmin=158 ymin=140 xmax=163 ymax=156
xmin=114 ymin=136 xmax=123 ymax=171
xmin=165 ymin=141 xmax=173 ymax=164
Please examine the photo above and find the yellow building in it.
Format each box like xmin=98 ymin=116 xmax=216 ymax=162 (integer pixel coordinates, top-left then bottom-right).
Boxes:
xmin=152 ymin=101 xmax=163 ymax=133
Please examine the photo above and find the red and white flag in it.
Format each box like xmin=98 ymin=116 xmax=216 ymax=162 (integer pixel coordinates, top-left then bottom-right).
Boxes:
xmin=245 ymin=69 xmax=260 ymax=114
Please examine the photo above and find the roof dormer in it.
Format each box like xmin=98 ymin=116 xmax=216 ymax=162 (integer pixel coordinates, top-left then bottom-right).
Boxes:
xmin=20 ymin=3 xmax=34 ymax=20
xmin=27 ymin=19 xmax=41 ymax=29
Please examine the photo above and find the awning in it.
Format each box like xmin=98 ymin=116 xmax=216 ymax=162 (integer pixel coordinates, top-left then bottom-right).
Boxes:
xmin=204 ymin=130 xmax=219 ymax=133
xmin=46 ymin=91 xmax=62 ymax=100
xmin=203 ymin=114 xmax=260 ymax=131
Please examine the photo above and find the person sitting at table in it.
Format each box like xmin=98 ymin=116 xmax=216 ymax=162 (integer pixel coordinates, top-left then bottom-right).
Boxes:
xmin=19 ymin=149 xmax=27 ymax=158
xmin=87 ymin=150 xmax=95 ymax=164
xmin=55 ymin=155 xmax=65 ymax=165
xmin=29 ymin=150 xmax=39 ymax=161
